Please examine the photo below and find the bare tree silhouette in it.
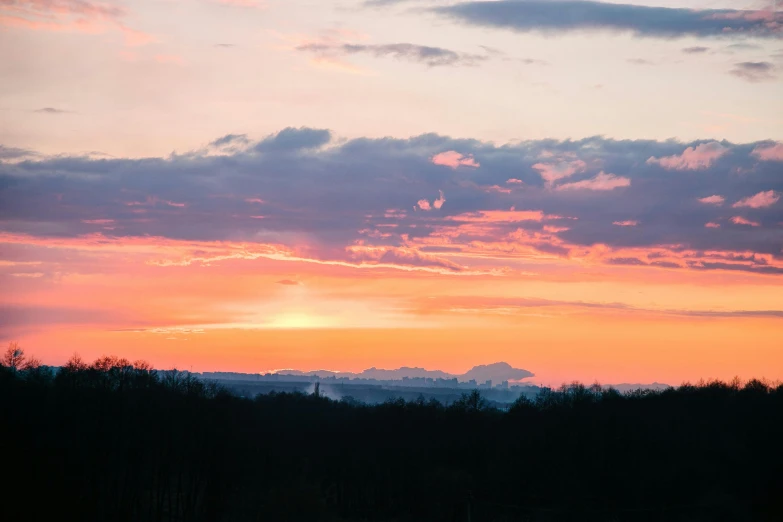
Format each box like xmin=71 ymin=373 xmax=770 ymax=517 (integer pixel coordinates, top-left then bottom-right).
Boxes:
xmin=2 ymin=341 xmax=26 ymax=371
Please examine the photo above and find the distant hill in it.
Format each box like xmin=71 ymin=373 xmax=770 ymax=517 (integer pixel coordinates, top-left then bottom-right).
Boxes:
xmin=460 ymin=362 xmax=534 ymax=383
xmin=271 ymin=362 xmax=535 ymax=383
xmin=605 ymin=382 xmax=672 ymax=393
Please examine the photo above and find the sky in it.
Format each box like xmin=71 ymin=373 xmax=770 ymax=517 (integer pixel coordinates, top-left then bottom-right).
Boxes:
xmin=1 ymin=0 xmax=782 ymax=385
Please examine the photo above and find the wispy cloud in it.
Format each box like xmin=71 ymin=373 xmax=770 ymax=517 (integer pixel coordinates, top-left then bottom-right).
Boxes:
xmin=698 ymin=195 xmax=725 ymax=205
xmin=0 ymin=0 xmax=154 ymax=46
xmin=627 ymin=58 xmax=655 ymax=66
xmin=731 ymin=216 xmax=761 ymax=226
xmin=297 ymin=42 xmax=488 ymax=68
xmin=557 ymin=172 xmax=630 ymax=191
xmin=730 ymin=61 xmax=777 ymax=82
xmin=34 ymin=107 xmax=70 ymax=114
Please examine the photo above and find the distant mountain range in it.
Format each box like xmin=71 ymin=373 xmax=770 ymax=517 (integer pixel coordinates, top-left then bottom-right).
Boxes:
xmin=603 ymin=382 xmax=671 ymax=393
xmin=273 ymin=362 xmax=535 ymax=383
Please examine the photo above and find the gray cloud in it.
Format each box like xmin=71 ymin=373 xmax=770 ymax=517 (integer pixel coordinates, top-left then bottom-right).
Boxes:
xmin=210 ymin=133 xmax=250 ymax=148
xmin=729 ymin=61 xmax=777 ymax=82
xmin=297 ymin=42 xmax=487 ymax=67
xmin=432 ymin=1 xmax=783 ymax=40
xmin=682 ymin=46 xmax=709 ymax=54
xmin=724 ymin=42 xmax=763 ymax=52
xmin=254 ymin=127 xmax=332 ymax=152
xmin=34 ymin=107 xmax=70 ymax=114
xmin=0 ymin=145 xmax=37 ymax=160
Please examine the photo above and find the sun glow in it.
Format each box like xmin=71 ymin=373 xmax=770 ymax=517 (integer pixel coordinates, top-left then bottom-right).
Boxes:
xmin=266 ymin=313 xmax=336 ymax=329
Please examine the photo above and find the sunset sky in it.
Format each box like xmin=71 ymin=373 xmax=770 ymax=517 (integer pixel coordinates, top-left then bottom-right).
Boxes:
xmin=1 ymin=0 xmax=782 ymax=385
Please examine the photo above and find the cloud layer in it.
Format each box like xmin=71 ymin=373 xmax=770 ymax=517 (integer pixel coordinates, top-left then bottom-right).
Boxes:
xmin=1 ymin=128 xmax=782 ymax=276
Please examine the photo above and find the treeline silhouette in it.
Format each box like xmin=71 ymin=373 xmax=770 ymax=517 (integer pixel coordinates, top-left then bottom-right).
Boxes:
xmin=1 ymin=344 xmax=782 ymax=522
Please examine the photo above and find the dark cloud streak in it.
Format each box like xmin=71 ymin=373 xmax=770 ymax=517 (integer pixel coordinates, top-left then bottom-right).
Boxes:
xmin=297 ymin=42 xmax=487 ymax=67
xmin=729 ymin=61 xmax=777 ymax=82
xmin=432 ymin=1 xmax=783 ymax=40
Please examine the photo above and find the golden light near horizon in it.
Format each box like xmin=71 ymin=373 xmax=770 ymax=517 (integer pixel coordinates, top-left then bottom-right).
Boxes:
xmin=265 ymin=313 xmax=337 ymax=329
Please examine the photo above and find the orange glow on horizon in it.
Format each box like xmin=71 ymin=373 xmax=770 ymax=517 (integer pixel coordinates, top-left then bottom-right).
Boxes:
xmin=3 ymin=230 xmax=782 ymax=385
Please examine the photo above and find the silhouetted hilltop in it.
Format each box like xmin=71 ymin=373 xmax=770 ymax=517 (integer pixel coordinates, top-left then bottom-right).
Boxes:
xmin=228 ymin=361 xmax=535 ymax=383
xmin=460 ymin=361 xmax=534 ymax=382
xmin=608 ymin=382 xmax=671 ymax=393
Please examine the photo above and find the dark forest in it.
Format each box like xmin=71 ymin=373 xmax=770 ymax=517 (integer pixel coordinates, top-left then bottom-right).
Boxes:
xmin=1 ymin=346 xmax=781 ymax=522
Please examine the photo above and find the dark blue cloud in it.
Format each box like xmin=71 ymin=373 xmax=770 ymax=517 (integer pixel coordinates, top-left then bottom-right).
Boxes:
xmin=432 ymin=1 xmax=782 ymax=40
xmin=729 ymin=61 xmax=777 ymax=82
xmin=210 ymin=134 xmax=249 ymax=147
xmin=254 ymin=127 xmax=332 ymax=152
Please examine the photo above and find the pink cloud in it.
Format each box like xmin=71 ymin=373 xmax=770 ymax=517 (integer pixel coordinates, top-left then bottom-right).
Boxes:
xmin=532 ymin=159 xmax=586 ymax=184
xmin=557 ymin=172 xmax=630 ymax=191
xmin=3 ymin=0 xmax=124 ymax=21
xmin=613 ymin=220 xmax=638 ymax=227
xmin=245 ymin=198 xmax=265 ymax=204
xmin=125 ymin=196 xmax=186 ymax=208
xmin=216 ymin=0 xmax=264 ymax=7
xmin=309 ymin=55 xmax=369 ymax=75
xmin=706 ymin=9 xmax=779 ymax=23
xmin=506 ymin=178 xmax=523 ymax=184
xmin=484 ymin=185 xmax=512 ymax=194
xmin=732 ymin=190 xmax=779 ymax=208
xmin=433 ymin=190 xmax=446 ymax=209
xmin=384 ymin=209 xmax=407 ymax=219
xmin=81 ymin=219 xmax=115 ymax=225
xmin=543 ymin=225 xmax=569 ymax=233
xmin=121 ymin=26 xmax=156 ymax=47
xmin=646 ymin=142 xmax=728 ymax=170
xmin=446 ymin=210 xmax=545 ymax=223
xmin=751 ymin=143 xmax=783 ymax=161
xmin=346 ymin=245 xmax=465 ymax=272
xmin=731 ymin=216 xmax=760 ymax=227
xmin=705 ymin=222 xmax=721 ymax=228
xmin=698 ymin=195 xmax=725 ymax=205
xmin=1 ymin=1 xmax=154 ymax=47
xmin=418 ymin=190 xmax=446 ymax=211
xmin=431 ymin=151 xmax=480 ymax=169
